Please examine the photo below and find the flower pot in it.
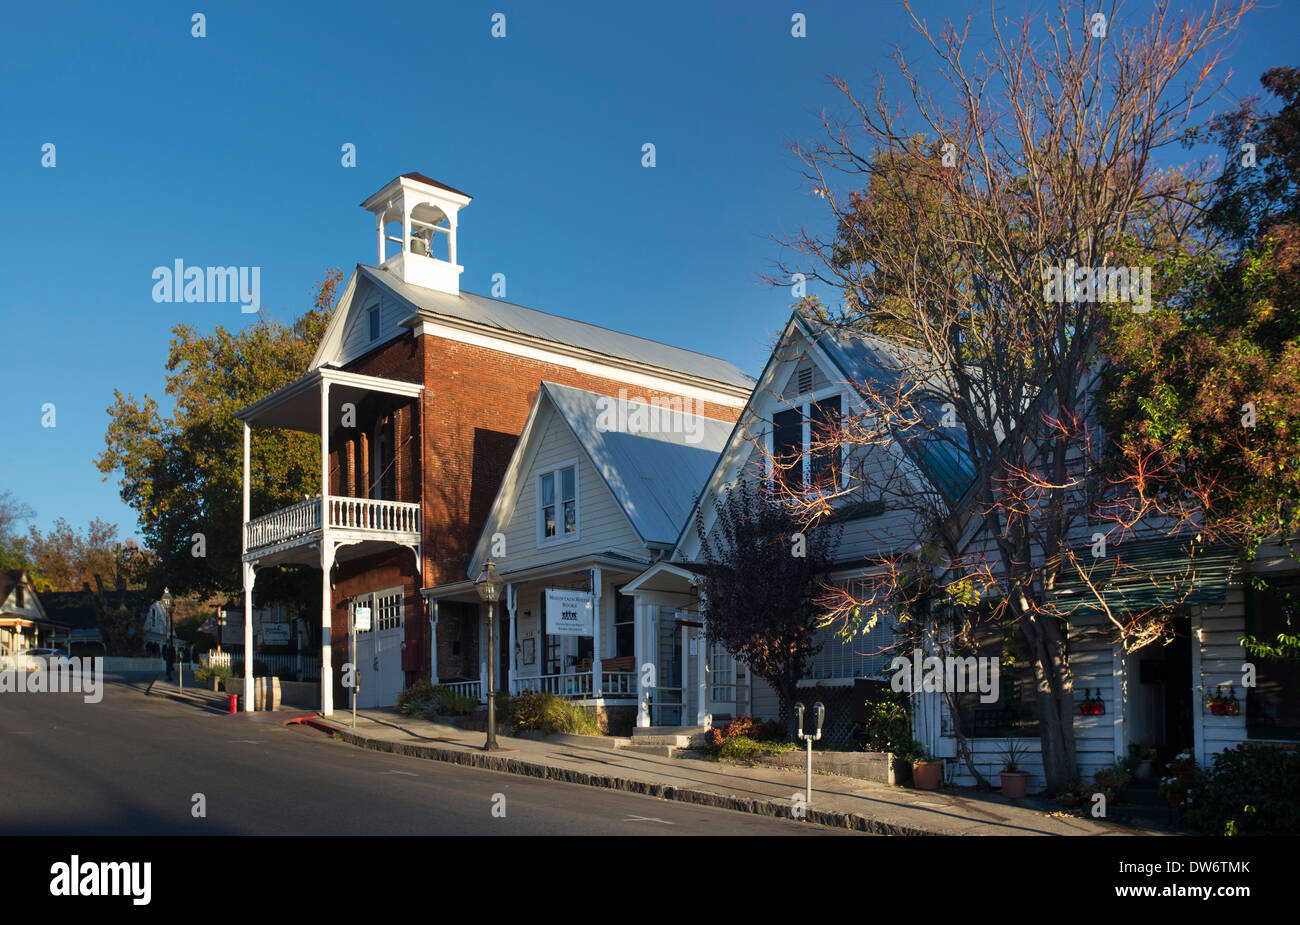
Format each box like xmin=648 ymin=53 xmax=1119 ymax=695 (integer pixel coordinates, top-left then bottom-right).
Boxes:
xmin=1136 ymin=759 xmax=1153 ymax=780
xmin=1210 ymin=701 xmax=1225 ymax=715
xmin=1224 ymin=702 xmax=1240 ymax=716
xmin=1000 ymin=770 xmax=1030 ymax=798
xmin=912 ymin=760 xmax=942 ymax=790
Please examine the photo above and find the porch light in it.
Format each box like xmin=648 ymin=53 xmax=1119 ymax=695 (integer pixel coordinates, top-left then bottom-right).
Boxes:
xmin=474 ymin=561 xmax=503 ymax=603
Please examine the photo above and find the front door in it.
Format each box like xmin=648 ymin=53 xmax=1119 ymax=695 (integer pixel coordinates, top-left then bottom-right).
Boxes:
xmin=710 ymin=641 xmax=736 ymax=720
xmin=351 ymin=587 xmax=406 ymax=708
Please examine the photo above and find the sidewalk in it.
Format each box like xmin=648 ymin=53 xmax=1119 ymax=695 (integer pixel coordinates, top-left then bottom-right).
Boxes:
xmin=294 ymin=708 xmax=1166 ymax=836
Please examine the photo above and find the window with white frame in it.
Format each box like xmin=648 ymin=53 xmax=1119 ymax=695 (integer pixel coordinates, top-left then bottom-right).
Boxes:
xmin=538 ymin=462 xmax=578 ymax=543
xmin=768 ymin=392 xmax=845 ymax=492
xmin=806 ymin=576 xmax=898 ymax=680
xmin=349 ymin=586 xmax=405 ymax=633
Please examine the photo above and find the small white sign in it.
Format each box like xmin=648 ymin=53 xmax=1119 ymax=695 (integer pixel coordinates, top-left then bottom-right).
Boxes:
xmin=353 ymin=606 xmax=371 ymax=632
xmin=262 ymin=623 xmax=291 ymax=646
xmin=545 ymin=589 xmax=593 ymax=636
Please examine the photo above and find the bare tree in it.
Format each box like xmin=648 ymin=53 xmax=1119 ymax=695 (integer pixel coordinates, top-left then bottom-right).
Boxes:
xmin=772 ymin=0 xmax=1254 ymax=793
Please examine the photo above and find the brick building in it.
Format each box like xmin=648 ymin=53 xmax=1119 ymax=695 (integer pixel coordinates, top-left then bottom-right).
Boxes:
xmin=236 ymin=173 xmax=752 ymax=714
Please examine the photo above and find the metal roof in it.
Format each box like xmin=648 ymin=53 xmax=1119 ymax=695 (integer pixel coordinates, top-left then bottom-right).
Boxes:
xmin=1049 ymin=538 xmax=1240 ymax=615
xmin=360 ymin=266 xmax=755 ymax=391
xmin=543 ymin=381 xmax=735 ymax=546
xmin=802 ymin=317 xmax=977 ymax=503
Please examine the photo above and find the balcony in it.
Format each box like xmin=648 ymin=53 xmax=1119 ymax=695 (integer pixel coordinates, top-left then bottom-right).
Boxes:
xmin=244 ymin=495 xmax=420 ymax=560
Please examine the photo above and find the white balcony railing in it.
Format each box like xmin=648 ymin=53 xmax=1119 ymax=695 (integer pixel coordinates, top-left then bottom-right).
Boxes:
xmin=512 ymin=671 xmax=638 ymax=700
xmin=245 ymin=495 xmax=420 ymax=552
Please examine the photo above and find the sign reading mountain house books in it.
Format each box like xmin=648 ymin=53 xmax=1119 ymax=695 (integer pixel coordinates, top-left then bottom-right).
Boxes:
xmin=545 ymin=589 xmax=593 ymax=636
xmin=262 ymin=623 xmax=291 ymax=646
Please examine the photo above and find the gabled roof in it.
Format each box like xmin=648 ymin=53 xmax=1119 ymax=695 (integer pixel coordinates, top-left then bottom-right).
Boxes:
xmin=1 ymin=570 xmax=51 ymax=623
xmin=797 ymin=315 xmax=977 ymax=504
xmin=546 ymin=382 xmax=734 ymax=544
xmin=311 ymin=265 xmax=755 ymax=393
xmin=468 ymin=382 xmax=734 ymax=576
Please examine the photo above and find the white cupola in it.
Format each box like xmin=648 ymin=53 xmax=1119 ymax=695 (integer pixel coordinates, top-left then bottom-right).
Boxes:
xmin=361 ymin=173 xmax=472 ymax=295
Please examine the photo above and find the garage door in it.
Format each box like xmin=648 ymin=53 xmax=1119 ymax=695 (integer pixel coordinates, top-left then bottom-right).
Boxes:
xmin=349 ymin=587 xmax=406 ymax=708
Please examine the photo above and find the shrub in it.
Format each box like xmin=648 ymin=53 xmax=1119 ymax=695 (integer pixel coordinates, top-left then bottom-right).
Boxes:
xmin=1185 ymin=744 xmax=1300 ymax=835
xmin=503 ymin=690 xmax=605 ymax=735
xmin=857 ymin=694 xmax=921 ymax=758
xmin=397 ymin=680 xmax=438 ymax=716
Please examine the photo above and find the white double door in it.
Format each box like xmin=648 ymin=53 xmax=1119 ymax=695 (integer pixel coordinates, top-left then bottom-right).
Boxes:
xmin=350 ymin=587 xmax=405 ymax=708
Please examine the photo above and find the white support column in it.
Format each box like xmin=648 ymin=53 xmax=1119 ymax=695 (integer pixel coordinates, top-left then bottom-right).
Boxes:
xmin=402 ymin=204 xmax=412 ymax=256
xmin=507 ymin=584 xmax=518 ymax=695
xmin=635 ymin=599 xmax=651 ymax=728
xmin=241 ymin=422 xmax=253 ymax=712
xmin=696 ymin=624 xmax=709 ymax=727
xmin=376 ymin=214 xmax=385 ymax=264
xmin=591 ymin=568 xmax=602 ymax=699
xmin=243 ymin=563 xmax=255 ymax=712
xmin=320 ymin=378 xmax=334 ymax=716
xmin=429 ymin=598 xmax=439 ymax=685
xmin=448 ymin=212 xmax=458 ymax=267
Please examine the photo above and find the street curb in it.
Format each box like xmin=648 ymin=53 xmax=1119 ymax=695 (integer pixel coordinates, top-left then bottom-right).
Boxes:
xmin=303 ymin=719 xmax=940 ymax=836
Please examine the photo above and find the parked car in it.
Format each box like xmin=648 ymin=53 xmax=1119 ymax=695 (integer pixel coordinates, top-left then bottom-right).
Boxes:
xmin=0 ymin=647 xmax=73 ymax=672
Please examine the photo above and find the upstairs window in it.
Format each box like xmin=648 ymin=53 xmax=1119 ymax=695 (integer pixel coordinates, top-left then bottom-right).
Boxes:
xmin=368 ymin=307 xmax=380 ymax=342
xmin=769 ymin=393 xmax=844 ymax=492
xmin=539 ymin=463 xmax=578 ymax=542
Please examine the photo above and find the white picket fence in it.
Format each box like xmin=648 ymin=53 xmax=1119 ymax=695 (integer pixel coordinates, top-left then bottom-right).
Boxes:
xmin=202 ymin=651 xmax=320 ymax=680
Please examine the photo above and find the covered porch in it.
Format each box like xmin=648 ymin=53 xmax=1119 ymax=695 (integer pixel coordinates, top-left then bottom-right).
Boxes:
xmin=623 ymin=560 xmax=742 ymax=729
xmin=237 ymin=366 xmax=423 ymax=716
xmin=423 ymin=554 xmax=646 ymax=711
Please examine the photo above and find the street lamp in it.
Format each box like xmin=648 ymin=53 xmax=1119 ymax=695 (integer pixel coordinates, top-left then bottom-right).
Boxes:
xmin=474 ymin=560 xmax=503 ymax=751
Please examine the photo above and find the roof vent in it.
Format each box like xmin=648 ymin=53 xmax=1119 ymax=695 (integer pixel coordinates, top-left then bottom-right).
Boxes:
xmin=797 ymin=366 xmax=813 ymax=394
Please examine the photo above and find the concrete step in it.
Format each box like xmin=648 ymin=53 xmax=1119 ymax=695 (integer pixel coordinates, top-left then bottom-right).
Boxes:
xmin=619 ymin=744 xmax=681 ymax=758
xmin=624 ymin=733 xmax=694 ymax=747
xmin=545 ymin=733 xmax=631 ymax=750
xmin=632 ymin=725 xmax=707 ymax=737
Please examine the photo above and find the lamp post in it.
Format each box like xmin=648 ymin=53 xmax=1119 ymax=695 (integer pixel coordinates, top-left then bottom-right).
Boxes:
xmin=474 ymin=560 xmax=503 ymax=751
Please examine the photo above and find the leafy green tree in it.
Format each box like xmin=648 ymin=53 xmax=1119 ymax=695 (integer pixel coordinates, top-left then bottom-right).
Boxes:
xmin=96 ymin=270 xmax=342 ymax=601
xmin=1102 ymin=67 xmax=1300 ymax=554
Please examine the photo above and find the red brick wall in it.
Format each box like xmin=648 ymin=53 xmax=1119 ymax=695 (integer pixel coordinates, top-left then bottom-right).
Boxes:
xmin=418 ymin=336 xmax=740 ymax=586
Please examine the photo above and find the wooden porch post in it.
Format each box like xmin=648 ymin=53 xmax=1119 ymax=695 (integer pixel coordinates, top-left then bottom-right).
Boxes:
xmin=507 ymin=584 xmax=517 ymax=695
xmin=635 ymin=598 xmax=651 ymax=728
xmin=591 ymin=568 xmax=602 ymax=700
xmin=429 ymin=597 xmax=439 ymax=685
xmin=242 ymin=422 xmax=254 ymax=712
xmin=320 ymin=377 xmax=334 ymax=716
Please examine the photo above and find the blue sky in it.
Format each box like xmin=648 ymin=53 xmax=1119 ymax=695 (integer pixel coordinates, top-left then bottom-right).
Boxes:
xmin=0 ymin=0 xmax=1294 ymax=541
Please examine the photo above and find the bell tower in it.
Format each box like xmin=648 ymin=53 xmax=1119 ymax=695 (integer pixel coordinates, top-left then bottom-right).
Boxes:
xmin=361 ymin=173 xmax=472 ymax=295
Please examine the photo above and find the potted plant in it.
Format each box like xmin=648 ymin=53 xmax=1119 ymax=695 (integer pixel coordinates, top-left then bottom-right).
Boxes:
xmin=999 ymin=737 xmax=1031 ymax=798
xmin=1158 ymin=752 xmax=1196 ymax=808
xmin=911 ymin=745 xmax=943 ymax=790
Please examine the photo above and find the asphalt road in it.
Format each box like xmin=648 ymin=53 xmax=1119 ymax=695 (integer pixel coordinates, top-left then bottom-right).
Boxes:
xmin=0 ymin=675 xmax=851 ymax=836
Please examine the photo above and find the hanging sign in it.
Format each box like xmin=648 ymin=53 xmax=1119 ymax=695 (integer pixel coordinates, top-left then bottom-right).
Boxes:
xmin=545 ymin=589 xmax=593 ymax=636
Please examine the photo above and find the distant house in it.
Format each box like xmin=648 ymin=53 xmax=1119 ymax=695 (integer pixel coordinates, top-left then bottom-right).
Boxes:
xmin=39 ymin=589 xmax=171 ymax=657
xmin=0 ymin=570 xmax=69 ymax=654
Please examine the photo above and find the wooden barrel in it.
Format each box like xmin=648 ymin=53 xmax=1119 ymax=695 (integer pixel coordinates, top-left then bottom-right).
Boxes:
xmin=254 ymin=676 xmax=281 ymax=711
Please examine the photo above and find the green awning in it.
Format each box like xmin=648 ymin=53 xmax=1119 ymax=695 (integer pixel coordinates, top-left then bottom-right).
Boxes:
xmin=1049 ymin=538 xmax=1240 ymax=616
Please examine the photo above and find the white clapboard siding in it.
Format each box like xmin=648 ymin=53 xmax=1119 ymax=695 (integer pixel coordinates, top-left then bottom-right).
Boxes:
xmin=498 ymin=405 xmax=644 ymax=574
xmin=337 ymin=285 xmax=409 ymax=366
